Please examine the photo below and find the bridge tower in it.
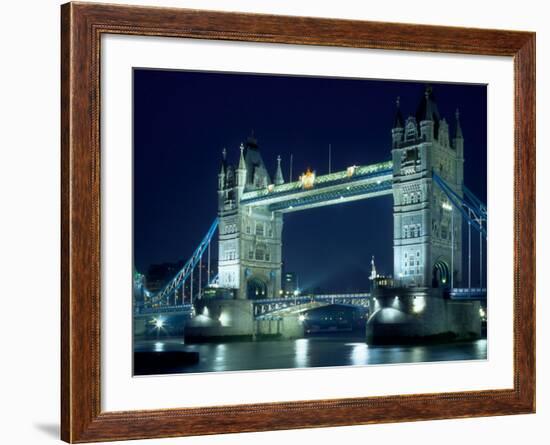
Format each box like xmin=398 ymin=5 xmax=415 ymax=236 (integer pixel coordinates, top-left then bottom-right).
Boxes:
xmin=391 ymin=88 xmax=464 ymax=288
xmin=217 ymin=134 xmax=284 ymax=300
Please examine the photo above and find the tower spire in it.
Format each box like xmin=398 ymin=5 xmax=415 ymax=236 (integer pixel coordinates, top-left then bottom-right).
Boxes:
xmin=219 ymin=147 xmax=227 ymax=175
xmin=274 ymin=155 xmax=284 ymax=185
xmin=393 ymin=96 xmax=404 ymax=128
xmin=237 ymin=142 xmax=246 ymax=171
xmin=218 ymin=147 xmax=227 ymax=191
xmin=455 ymin=108 xmax=463 ymax=139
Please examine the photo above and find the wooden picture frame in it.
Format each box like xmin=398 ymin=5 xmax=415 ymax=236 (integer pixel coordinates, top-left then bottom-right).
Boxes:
xmin=61 ymin=2 xmax=536 ymax=442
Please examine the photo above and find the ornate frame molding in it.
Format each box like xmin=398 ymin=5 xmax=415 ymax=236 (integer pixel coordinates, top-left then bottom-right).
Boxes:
xmin=61 ymin=2 xmax=535 ymax=442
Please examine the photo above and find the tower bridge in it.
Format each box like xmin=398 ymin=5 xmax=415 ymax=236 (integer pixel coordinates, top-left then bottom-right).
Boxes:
xmin=138 ymin=86 xmax=487 ymax=344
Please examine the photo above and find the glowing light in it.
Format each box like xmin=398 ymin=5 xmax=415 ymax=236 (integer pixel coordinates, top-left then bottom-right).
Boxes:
xmin=300 ymin=168 xmax=316 ymax=189
xmin=412 ymin=296 xmax=426 ymax=314
xmin=392 ymin=295 xmax=400 ymax=308
xmin=442 ymin=202 xmax=453 ymax=211
xmin=203 ymin=306 xmax=210 ymax=317
xmin=154 ymin=342 xmax=164 ymax=352
xmin=298 ymin=314 xmax=306 ymax=322
xmin=346 ymin=165 xmax=357 ymax=177
xmin=219 ymin=311 xmax=231 ymax=326
xmin=479 ymin=308 xmax=486 ymax=318
xmin=293 ymin=289 xmax=300 ymax=297
xmin=154 ymin=318 xmax=164 ymax=329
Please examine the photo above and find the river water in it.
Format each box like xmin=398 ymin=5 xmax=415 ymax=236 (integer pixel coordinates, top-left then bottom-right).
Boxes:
xmin=134 ymin=335 xmax=487 ymax=375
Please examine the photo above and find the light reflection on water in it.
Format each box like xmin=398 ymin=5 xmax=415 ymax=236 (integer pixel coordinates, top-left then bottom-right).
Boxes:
xmin=294 ymin=338 xmax=310 ymax=368
xmin=134 ymin=337 xmax=487 ymax=375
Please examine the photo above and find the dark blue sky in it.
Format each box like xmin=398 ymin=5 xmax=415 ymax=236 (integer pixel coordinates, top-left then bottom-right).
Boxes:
xmin=133 ymin=69 xmax=487 ymax=292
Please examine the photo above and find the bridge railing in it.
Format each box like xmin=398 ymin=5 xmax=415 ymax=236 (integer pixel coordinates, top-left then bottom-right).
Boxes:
xmin=252 ymin=293 xmax=371 ymax=317
xmin=134 ymin=304 xmax=194 ymax=316
xmin=448 ymin=288 xmax=487 ymax=300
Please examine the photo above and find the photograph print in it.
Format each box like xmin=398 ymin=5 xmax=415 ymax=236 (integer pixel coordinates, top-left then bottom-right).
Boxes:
xmin=132 ymin=69 xmax=487 ymax=376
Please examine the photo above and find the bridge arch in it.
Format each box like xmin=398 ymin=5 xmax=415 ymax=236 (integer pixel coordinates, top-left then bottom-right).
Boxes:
xmin=432 ymin=258 xmax=450 ymax=288
xmin=247 ymin=276 xmax=268 ymax=300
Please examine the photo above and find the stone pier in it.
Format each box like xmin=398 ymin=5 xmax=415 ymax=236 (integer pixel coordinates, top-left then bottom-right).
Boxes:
xmin=366 ymin=287 xmax=481 ymax=344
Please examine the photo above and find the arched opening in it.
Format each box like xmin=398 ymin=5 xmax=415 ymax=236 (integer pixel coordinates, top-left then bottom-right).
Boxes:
xmin=432 ymin=259 xmax=450 ymax=288
xmin=247 ymin=277 xmax=267 ymax=300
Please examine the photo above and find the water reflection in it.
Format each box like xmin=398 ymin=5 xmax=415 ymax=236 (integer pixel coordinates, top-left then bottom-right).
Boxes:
xmin=294 ymin=338 xmax=310 ymax=368
xmin=134 ymin=337 xmax=487 ymax=375
xmin=347 ymin=342 xmax=369 ymax=365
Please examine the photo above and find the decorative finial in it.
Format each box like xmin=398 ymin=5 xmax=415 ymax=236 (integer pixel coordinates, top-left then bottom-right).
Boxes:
xmin=238 ymin=142 xmax=246 ymax=172
xmin=454 ymin=108 xmax=463 ymax=139
xmin=274 ymin=154 xmax=284 ymax=185
xmin=222 ymin=147 xmax=227 ymax=160
xmin=396 ymin=96 xmax=400 ymax=108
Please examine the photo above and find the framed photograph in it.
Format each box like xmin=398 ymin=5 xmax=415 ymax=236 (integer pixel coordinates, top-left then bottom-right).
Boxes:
xmin=61 ymin=2 xmax=535 ymax=442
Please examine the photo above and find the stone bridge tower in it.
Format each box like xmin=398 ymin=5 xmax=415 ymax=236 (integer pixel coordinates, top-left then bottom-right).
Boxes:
xmin=391 ymin=88 xmax=464 ymax=288
xmin=217 ymin=134 xmax=284 ymax=299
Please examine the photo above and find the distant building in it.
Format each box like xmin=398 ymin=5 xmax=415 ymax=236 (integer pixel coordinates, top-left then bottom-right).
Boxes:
xmin=133 ymin=270 xmax=146 ymax=307
xmin=282 ymin=272 xmax=298 ymax=297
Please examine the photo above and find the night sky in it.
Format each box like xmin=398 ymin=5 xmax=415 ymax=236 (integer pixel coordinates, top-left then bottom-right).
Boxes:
xmin=133 ymin=69 xmax=487 ymax=293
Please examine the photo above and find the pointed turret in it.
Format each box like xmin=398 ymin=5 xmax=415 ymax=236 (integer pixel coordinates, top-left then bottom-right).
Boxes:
xmin=453 ymin=108 xmax=464 ymax=157
xmin=392 ymin=96 xmax=405 ymax=148
xmin=416 ymin=85 xmax=440 ymax=141
xmin=218 ymin=148 xmax=227 ymax=191
xmin=236 ymin=143 xmax=247 ymax=186
xmin=274 ymin=155 xmax=284 ymax=185
xmin=393 ymin=96 xmax=404 ymax=128
xmin=237 ymin=143 xmax=246 ymax=170
xmin=454 ymin=108 xmax=463 ymax=139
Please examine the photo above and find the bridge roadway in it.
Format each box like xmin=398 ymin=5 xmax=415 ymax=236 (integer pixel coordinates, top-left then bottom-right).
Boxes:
xmin=252 ymin=293 xmax=371 ymax=318
xmin=135 ymin=288 xmax=486 ymax=320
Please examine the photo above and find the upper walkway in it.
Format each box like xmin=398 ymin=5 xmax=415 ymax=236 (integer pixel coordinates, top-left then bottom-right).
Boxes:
xmin=240 ymin=161 xmax=393 ymax=212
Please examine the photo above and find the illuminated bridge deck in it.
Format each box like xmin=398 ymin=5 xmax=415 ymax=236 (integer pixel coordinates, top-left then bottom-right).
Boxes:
xmin=240 ymin=161 xmax=393 ymax=212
